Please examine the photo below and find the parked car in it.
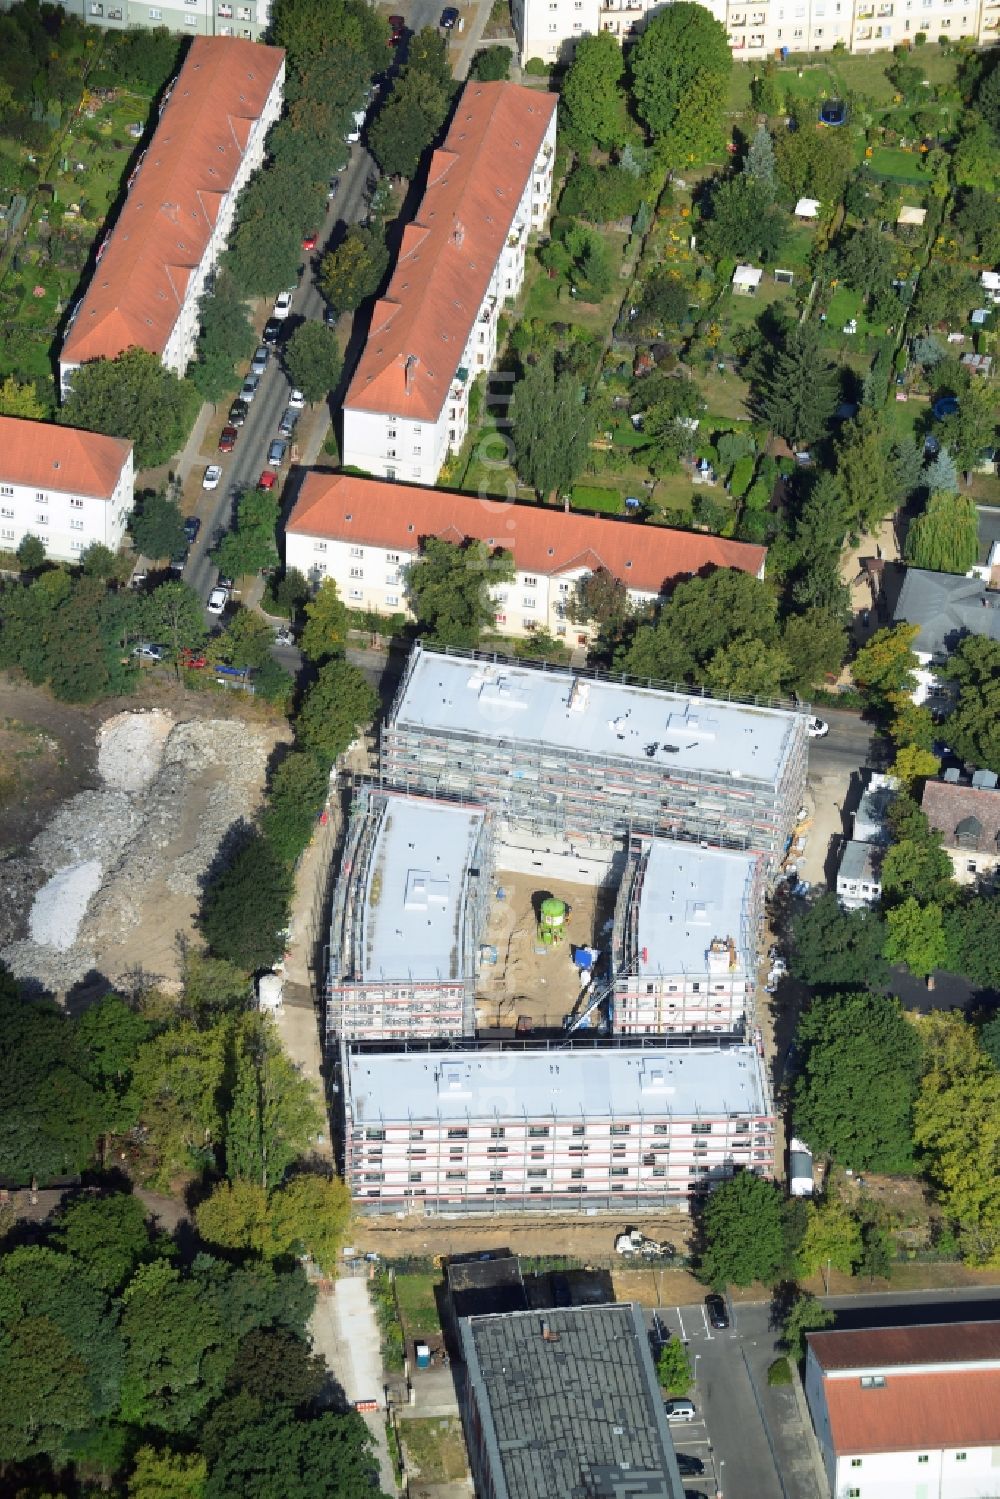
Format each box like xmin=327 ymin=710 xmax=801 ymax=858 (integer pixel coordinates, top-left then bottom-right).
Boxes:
xmin=207 ymin=586 xmax=230 ymax=615
xmin=258 ymin=469 xmax=277 ymax=490
xmin=240 ymin=373 xmax=260 ymax=403
xmin=133 ymin=642 xmax=165 ymax=662
xmin=170 ymin=546 xmax=188 ymax=573
xmin=273 ymin=290 xmax=293 ymax=319
xmin=388 ymin=13 xmax=405 ymax=41
xmin=217 ymin=574 xmax=234 ymax=592
xmin=676 ymin=1454 xmax=705 ymax=1477
xmin=278 ymin=406 xmax=300 ymax=438
xmin=228 ymin=397 xmax=249 ymax=426
xmin=250 ymin=344 xmax=269 ymax=376
xmin=202 ymin=463 xmax=223 ymax=489
xmin=807 ymin=715 xmax=829 ymax=739
xmin=267 ymin=438 xmax=288 ymax=467
xmin=273 ymin=627 xmax=295 ymax=648
xmin=705 ymin=1294 xmax=730 ymax=1330
xmin=327 ymin=176 xmax=341 ymax=200
xmin=262 ymin=317 xmax=283 ymax=346
xmin=218 ymin=425 xmax=238 ymax=454
xmin=301 ymin=231 xmax=318 ymax=251
xmin=183 ymin=515 xmax=201 ymax=544
xmin=180 ymin=648 xmax=207 ymax=669
xmin=440 ymin=5 xmax=459 ymax=25
xmin=324 ymin=304 xmax=337 ymax=328
xmin=665 ymin=1400 xmax=696 ymax=1423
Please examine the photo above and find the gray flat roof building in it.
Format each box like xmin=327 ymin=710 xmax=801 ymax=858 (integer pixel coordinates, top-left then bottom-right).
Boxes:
xmin=381 ymin=645 xmax=809 ymax=864
xmin=633 ymin=839 xmax=760 ymax=979
xmin=459 ymin=1303 xmax=684 ymax=1499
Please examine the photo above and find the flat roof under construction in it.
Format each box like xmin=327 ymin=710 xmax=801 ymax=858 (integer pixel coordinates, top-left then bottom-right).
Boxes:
xmin=637 ymin=840 xmax=757 ymax=978
xmin=347 ymin=1041 xmax=771 ymax=1124
xmin=391 ymin=647 xmax=802 ymax=785
xmin=361 ymin=795 xmax=485 ymax=983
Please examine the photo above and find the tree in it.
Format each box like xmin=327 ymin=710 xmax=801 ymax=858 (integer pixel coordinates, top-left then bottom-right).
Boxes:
xmin=226 ymin=1014 xmax=323 ymax=1191
xmin=261 ymin=750 xmax=332 ymax=865
xmin=368 ymin=54 xmax=452 ymax=179
xmin=201 ymin=831 xmax=294 ymax=974
xmin=980 ymin=1010 xmax=1000 ymax=1070
xmin=838 ymin=227 xmax=895 ymax=304
xmin=61 ymin=349 xmax=199 ymax=470
xmin=657 ymin=1338 xmax=693 ymax=1396
xmin=128 ymin=1446 xmax=208 ymax=1499
xmin=202 ymin=1403 xmax=385 ymax=1499
xmin=774 ymin=118 xmax=854 ymax=203
xmin=0 ymin=373 xmax=45 ymax=418
xmin=698 ymin=1172 xmax=792 ymax=1288
xmin=743 ymin=123 xmax=777 ymax=195
xmin=703 ymin=174 xmax=786 ymax=264
xmin=267 ymin=1172 xmax=352 ymax=1272
xmin=120 ymin=1260 xmax=230 ymax=1433
xmin=782 ymin=609 xmax=848 ymax=695
xmin=941 ymin=637 xmax=1000 ymax=772
xmin=213 ymin=486 xmax=280 ymax=579
xmin=924 ymin=446 xmax=959 ymax=495
xmin=661 ymin=66 xmax=729 ymax=165
xmin=851 ymin=624 xmax=919 ymax=712
xmin=510 ymin=352 xmax=592 ymax=499
xmin=889 ymin=743 xmax=943 ymax=795
xmin=911 ymin=262 xmax=979 ymax=330
xmin=214 ymin=608 xmax=275 ymax=672
xmin=470 ymin=44 xmax=511 ymax=81
xmin=195 ymin=1179 xmax=273 ymax=1256
xmin=130 ymin=491 xmax=187 ymax=562
xmin=913 ymin=1012 xmax=1000 ymax=1263
xmin=191 ymin=271 xmax=256 ymax=404
xmin=856 ymin=1218 xmax=893 ymax=1281
xmin=405 ymin=536 xmax=514 ymax=648
xmin=955 ymin=187 xmax=1000 ymax=261
xmin=885 ymin=898 xmax=948 ymax=979
xmin=781 ymin=1292 xmax=833 ymax=1361
xmin=299 ymin=578 xmax=349 ymax=663
xmin=832 ymin=409 xmax=903 ymax=535
xmin=794 ymin=990 xmax=922 ymax=1171
xmin=54 ymin=1192 xmax=152 ymax=1295
xmin=567 ymin=568 xmax=630 ymax=630
xmin=130 ymin=1021 xmax=229 ymax=1185
xmin=622 ymin=569 xmax=780 ymax=685
xmin=142 ymin=580 xmax=208 ymax=659
xmin=296 ymin=658 xmax=378 ymax=762
xmin=935 ymin=382 xmax=998 ymax=474
xmin=797 ymin=1194 xmax=862 ymax=1279
xmin=952 ymin=114 xmax=998 ymax=192
xmin=15 ymin=531 xmax=45 ymax=570
xmin=561 ymin=31 xmax=627 ymax=148
xmin=790 ymin=895 xmax=889 ymax=991
xmin=284 ymin=321 xmax=343 ymax=404
xmin=754 ymin=322 xmax=839 ymax=450
xmin=631 ymin=3 xmax=731 ymax=145
xmin=704 ymin=638 xmax=791 ymax=698
xmin=319 ymin=225 xmax=388 ymax=312
xmin=227 ymin=202 xmax=302 ymax=297
xmin=945 ymin=896 xmax=1000 ymax=991
xmin=226 ymin=1327 xmax=327 ymax=1410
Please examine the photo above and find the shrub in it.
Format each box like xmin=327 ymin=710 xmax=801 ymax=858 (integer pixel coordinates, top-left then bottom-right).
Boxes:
xmin=768 ymin=1357 xmax=792 ymax=1386
xmin=729 ymin=455 xmax=756 ymax=498
xmin=524 ymin=56 xmax=548 ymax=74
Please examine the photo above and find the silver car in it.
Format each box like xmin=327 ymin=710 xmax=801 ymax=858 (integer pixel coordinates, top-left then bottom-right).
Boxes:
xmin=250 ymin=344 xmax=269 ymax=376
xmin=240 ymin=373 xmax=260 ymax=404
xmin=267 ymin=437 xmax=288 ymax=466
xmin=278 ymin=406 xmax=299 ymax=438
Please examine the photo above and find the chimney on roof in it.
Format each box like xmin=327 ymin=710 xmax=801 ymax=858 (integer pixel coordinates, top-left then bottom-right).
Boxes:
xmin=404 ymin=354 xmax=419 ymax=396
xmin=540 ymin=1319 xmax=560 ymax=1343
xmin=452 ymin=218 xmax=465 ymax=247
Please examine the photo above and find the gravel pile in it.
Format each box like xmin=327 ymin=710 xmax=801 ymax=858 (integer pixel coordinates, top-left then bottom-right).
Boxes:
xmin=3 ymin=712 xmax=277 ymax=995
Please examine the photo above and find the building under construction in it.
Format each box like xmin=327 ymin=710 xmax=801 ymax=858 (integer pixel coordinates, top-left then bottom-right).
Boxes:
xmin=326 ymin=786 xmax=495 ymax=1041
xmin=610 ymin=837 xmax=767 ymax=1036
xmin=380 ymin=644 xmax=809 ymax=866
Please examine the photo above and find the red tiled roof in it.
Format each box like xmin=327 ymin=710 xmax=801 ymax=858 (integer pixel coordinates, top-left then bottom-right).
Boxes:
xmin=285 ymin=473 xmax=767 ymax=593
xmin=62 ymin=37 xmax=284 ymax=369
xmin=821 ymin=1370 xmax=1000 ymax=1455
xmin=344 ymin=81 xmax=557 ymax=423
xmin=921 ymin=780 xmax=1000 ymax=850
xmin=809 ymin=1323 xmax=1000 ymax=1373
xmin=0 ymin=415 xmax=132 ymax=497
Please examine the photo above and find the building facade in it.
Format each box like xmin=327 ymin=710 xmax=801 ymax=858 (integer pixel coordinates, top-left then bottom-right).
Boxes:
xmin=611 ymin=835 xmax=766 ymax=1035
xmin=835 ymin=771 xmax=898 ymax=909
xmin=460 ymin=1304 xmax=685 ymax=1499
xmin=326 ymin=787 xmax=495 ymax=1042
xmin=60 ymin=36 xmax=285 ymax=396
xmin=513 ymin=0 xmax=997 ymax=68
xmin=805 ymin=1321 xmax=1000 ymax=1499
xmin=341 ymin=82 xmax=557 ymax=485
xmin=0 ymin=416 xmax=133 ymax=562
xmin=342 ymin=1038 xmax=775 ymax=1213
xmin=285 ymin=472 xmax=767 ymax=641
xmin=32 ymin=0 xmax=271 ymax=39
xmin=380 ymin=644 xmax=809 ymax=866
xmin=921 ymin=777 xmax=1000 ymax=887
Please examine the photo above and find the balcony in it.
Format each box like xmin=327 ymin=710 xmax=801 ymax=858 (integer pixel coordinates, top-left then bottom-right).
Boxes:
xmin=749 ymin=30 xmax=765 ymax=42
xmin=751 ymin=11 xmax=766 ymax=21
xmin=730 ymin=11 xmax=746 ymax=22
xmin=478 ymin=295 xmax=497 ymax=325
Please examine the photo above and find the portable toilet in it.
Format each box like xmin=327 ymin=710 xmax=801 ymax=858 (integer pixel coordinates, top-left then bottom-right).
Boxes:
xmin=415 ymin=1342 xmax=432 ymax=1370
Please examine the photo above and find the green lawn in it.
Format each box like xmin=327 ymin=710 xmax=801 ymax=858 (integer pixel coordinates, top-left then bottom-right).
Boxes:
xmin=393 ymin=1274 xmax=442 ymax=1345
xmin=398 ymin=1417 xmax=469 ymax=1483
xmin=570 ymin=484 xmax=626 ymax=514
xmin=866 ymin=145 xmax=931 ymax=185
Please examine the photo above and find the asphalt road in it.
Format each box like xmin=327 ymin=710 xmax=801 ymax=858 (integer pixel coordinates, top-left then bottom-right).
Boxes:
xmin=806 ymin=707 xmax=880 ymax=780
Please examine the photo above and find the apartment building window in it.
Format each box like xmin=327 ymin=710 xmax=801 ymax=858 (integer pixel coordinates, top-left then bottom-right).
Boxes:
xmin=386 ymin=448 xmax=397 ymax=459
xmin=527 ymin=1126 xmax=550 ymax=1138
xmin=489 ymin=1170 xmax=503 ymax=1181
xmin=349 ymin=568 xmax=363 ymax=580
xmin=36 ymin=515 xmax=48 ymax=526
xmin=521 ymin=597 xmax=536 ymax=610
xmin=363 ymin=1172 xmax=383 ymax=1182
xmin=572 ymin=1125 xmax=586 ymax=1136
xmin=0 ymin=529 xmax=14 ymax=542
xmin=386 ymin=594 xmax=399 ymax=607
xmin=850 ymin=1460 xmax=862 ymax=1469
xmin=491 ymin=1126 xmax=506 ymax=1138
xmin=35 ymin=491 xmax=46 ymax=502
xmin=349 ymin=546 xmax=364 ymax=558
xmin=366 ymin=1128 xmax=385 ymax=1141
xmin=445 ymin=1170 xmax=466 ymax=1181
xmin=386 ymin=552 xmax=401 ymax=563
xmin=692 ymin=1123 xmax=713 ymax=1134
xmin=412 ymin=446 xmax=421 ymax=456
xmin=70 ymin=520 xmax=84 ymax=531
xmin=527 ymin=1168 xmax=547 ymax=1178
xmin=349 ymin=588 xmax=362 ymax=601
xmin=571 ymin=1168 xmax=584 ymax=1179
xmin=917 ymin=1456 xmax=929 ymax=1464
xmin=387 ymin=427 xmax=396 ymax=438
xmin=523 ymin=575 xmax=537 ymax=587
xmin=610 ymin=1167 xmax=629 ymax=1177
xmin=956 ymin=1454 xmax=967 ymax=1462
xmin=654 ymin=1124 xmax=670 ymax=1136
xmin=314 ymin=542 xmax=327 ymax=552
xmin=448 ymin=429 xmax=457 ymax=443
xmin=447 ymin=1128 xmax=468 ymax=1139
xmin=0 ymin=485 xmax=12 ymax=496
xmin=486 ymin=1146 xmax=508 ymax=1156
xmin=69 ymin=496 xmax=84 ymax=509
xmin=149 ymin=7 xmax=162 ymax=15
xmin=610 ymin=1124 xmax=630 ymax=1136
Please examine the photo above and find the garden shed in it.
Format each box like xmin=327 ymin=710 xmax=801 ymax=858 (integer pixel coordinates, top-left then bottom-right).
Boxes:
xmin=896 ymin=205 xmax=926 ymax=227
xmin=732 ymin=264 xmax=763 ymax=296
xmin=794 ymin=197 xmax=820 ymax=220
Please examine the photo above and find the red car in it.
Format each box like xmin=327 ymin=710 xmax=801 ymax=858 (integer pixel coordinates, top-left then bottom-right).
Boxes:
xmin=218 ymin=424 xmax=237 ymax=453
xmin=388 ymin=13 xmax=405 ymax=41
xmin=302 ymin=232 xmax=318 ymax=251
xmin=180 ymin=649 xmax=207 ymax=669
xmin=258 ymin=469 xmax=277 ymax=490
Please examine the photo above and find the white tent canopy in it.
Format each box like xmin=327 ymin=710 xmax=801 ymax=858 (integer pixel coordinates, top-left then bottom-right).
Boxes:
xmin=794 ymin=197 xmax=820 ymax=218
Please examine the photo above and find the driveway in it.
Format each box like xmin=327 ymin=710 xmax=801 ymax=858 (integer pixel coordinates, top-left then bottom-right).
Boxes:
xmin=310 ymin=1274 xmax=399 ymax=1494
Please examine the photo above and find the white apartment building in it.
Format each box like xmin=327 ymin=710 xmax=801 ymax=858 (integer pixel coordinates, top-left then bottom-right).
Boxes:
xmin=284 ymin=472 xmax=767 ymax=641
xmin=60 ymin=36 xmax=285 ymax=397
xmin=26 ymin=0 xmax=271 ymax=40
xmin=341 ymin=81 xmax=557 ymax=485
xmin=612 ymin=836 xmax=766 ymax=1035
xmin=342 ymin=1038 xmax=775 ymax=1213
xmin=513 ymin=0 xmax=997 ymax=69
xmin=0 ymin=416 xmax=134 ymax=563
xmin=805 ymin=1321 xmax=1000 ymax=1499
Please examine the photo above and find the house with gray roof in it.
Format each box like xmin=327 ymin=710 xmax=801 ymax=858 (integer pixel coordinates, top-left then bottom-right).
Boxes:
xmin=889 ymin=569 xmax=1000 ymax=703
xmin=459 ymin=1303 xmax=684 ymax=1499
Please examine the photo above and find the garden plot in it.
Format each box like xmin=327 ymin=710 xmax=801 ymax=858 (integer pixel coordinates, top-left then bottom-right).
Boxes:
xmin=2 ymin=709 xmax=287 ymax=997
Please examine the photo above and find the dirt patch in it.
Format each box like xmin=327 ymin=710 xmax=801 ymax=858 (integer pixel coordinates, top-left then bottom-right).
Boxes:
xmin=351 ymin=1208 xmax=695 ymax=1266
xmin=476 ymin=870 xmax=614 ymax=1032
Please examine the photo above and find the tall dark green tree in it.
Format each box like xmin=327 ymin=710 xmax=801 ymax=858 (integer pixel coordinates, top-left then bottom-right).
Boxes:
xmin=60 ymin=349 xmax=199 ymax=470
xmin=510 ymin=352 xmax=592 ymax=499
xmin=225 ymin=1015 xmax=322 ymax=1191
xmin=630 ymin=3 xmax=731 ymax=147
xmin=296 ymin=658 xmax=378 ymax=762
xmin=561 ymin=30 xmax=627 ymax=147
xmin=699 ymin=1172 xmax=795 ymax=1288
xmin=284 ymin=321 xmax=343 ymax=404
xmin=191 ymin=272 xmax=256 ymax=403
xmin=790 ymin=894 xmax=889 ymax=991
xmin=941 ymin=637 xmax=1000 ymax=773
xmin=753 ymin=322 xmax=839 ymax=449
xmin=406 ymin=537 xmax=514 ymax=648
xmin=201 ymin=832 xmax=294 ymax=974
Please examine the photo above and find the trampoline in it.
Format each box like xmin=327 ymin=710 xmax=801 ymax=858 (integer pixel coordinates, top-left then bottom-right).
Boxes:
xmin=819 ymin=99 xmax=848 ymax=126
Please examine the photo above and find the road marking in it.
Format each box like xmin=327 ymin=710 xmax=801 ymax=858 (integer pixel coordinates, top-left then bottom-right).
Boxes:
xmin=676 ymin=1306 xmax=688 ymax=1340
xmin=701 ymin=1305 xmax=713 ymax=1338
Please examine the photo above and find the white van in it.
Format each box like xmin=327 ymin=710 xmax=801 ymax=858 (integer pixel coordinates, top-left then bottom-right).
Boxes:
xmin=665 ymin=1399 xmax=696 ymax=1422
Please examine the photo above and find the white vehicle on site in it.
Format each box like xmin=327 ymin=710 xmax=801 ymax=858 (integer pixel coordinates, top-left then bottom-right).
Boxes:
xmin=207 ymin=585 xmax=230 ymax=615
xmin=345 ymin=107 xmax=366 ymax=144
xmin=273 ymin=290 xmax=294 ymax=320
xmin=288 ymin=388 xmax=306 ymax=409
xmin=614 ymin=1227 xmax=674 ymax=1258
xmin=807 ymin=715 xmax=829 ymax=738
xmin=202 ymin=463 xmax=223 ymax=490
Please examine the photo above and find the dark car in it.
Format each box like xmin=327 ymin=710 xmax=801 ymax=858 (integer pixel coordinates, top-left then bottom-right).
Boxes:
xmin=170 ymin=546 xmax=188 ymax=573
xmin=388 ymin=12 xmax=405 ymax=41
xmin=705 ymin=1294 xmax=729 ymax=1330
xmin=218 ymin=425 xmax=238 ymax=454
xmin=440 ymin=5 xmax=458 ymax=25
xmin=262 ymin=316 xmax=283 ymax=346
xmin=676 ymin=1454 xmax=705 ymax=1477
xmin=327 ymin=176 xmax=341 ymax=200
xmin=183 ymin=515 xmax=201 ymax=544
xmin=228 ymin=398 xmax=249 ymax=426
